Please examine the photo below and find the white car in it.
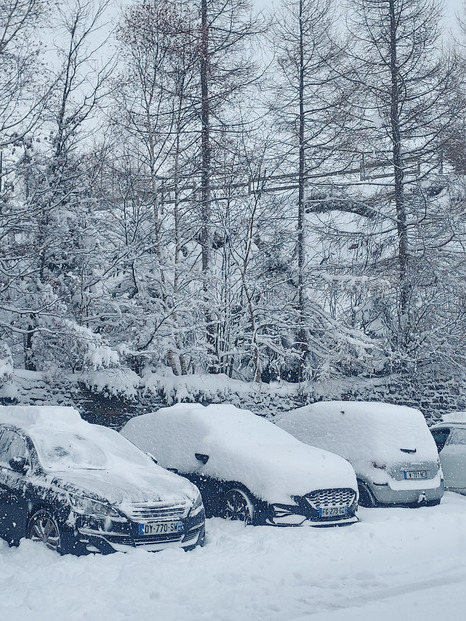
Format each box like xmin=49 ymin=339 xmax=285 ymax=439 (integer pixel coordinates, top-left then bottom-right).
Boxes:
xmin=121 ymin=403 xmax=359 ymax=526
xmin=276 ymin=401 xmax=444 ymax=507
xmin=430 ymin=412 xmax=466 ymax=495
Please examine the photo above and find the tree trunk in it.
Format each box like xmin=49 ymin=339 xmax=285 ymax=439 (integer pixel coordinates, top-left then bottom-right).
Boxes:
xmin=297 ymin=0 xmax=308 ymax=380
xmin=200 ymin=0 xmax=216 ymax=362
xmin=389 ymin=0 xmax=410 ymax=350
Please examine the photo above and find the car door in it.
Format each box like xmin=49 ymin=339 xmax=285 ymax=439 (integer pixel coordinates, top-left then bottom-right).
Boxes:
xmin=0 ymin=429 xmax=32 ymax=542
xmin=435 ymin=427 xmax=466 ymax=492
xmin=0 ymin=428 xmax=10 ymax=534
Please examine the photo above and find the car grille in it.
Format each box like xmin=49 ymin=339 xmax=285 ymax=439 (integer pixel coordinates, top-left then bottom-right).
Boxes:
xmin=123 ymin=501 xmax=189 ymax=523
xmin=133 ymin=532 xmax=184 ymax=546
xmin=305 ymin=488 xmax=356 ymax=510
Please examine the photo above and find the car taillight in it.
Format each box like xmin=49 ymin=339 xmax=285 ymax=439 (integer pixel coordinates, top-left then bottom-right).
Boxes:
xmin=371 ymin=461 xmax=387 ymax=470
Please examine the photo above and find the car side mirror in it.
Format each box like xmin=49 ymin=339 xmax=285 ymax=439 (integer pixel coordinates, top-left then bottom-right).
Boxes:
xmin=9 ymin=456 xmax=29 ymax=474
xmin=195 ymin=453 xmax=209 ymax=465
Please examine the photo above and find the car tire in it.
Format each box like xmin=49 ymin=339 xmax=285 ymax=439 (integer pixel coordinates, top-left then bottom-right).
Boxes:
xmin=27 ymin=509 xmax=62 ymax=552
xmin=223 ymin=488 xmax=255 ymax=524
xmin=357 ymin=481 xmax=377 ymax=508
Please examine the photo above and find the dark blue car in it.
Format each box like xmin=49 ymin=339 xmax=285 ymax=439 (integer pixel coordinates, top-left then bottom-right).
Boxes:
xmin=0 ymin=406 xmax=205 ymax=555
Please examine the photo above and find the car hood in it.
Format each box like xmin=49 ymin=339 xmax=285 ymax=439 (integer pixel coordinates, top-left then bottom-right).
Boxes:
xmin=187 ymin=441 xmax=357 ymax=505
xmin=50 ymin=463 xmax=198 ymax=507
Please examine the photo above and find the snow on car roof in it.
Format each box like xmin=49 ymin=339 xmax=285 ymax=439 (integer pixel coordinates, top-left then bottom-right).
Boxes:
xmin=0 ymin=405 xmax=83 ymax=428
xmin=441 ymin=411 xmax=466 ymax=424
xmin=121 ymin=403 xmax=357 ymax=504
xmin=276 ymin=401 xmax=439 ymax=468
xmin=0 ymin=405 xmax=152 ymax=471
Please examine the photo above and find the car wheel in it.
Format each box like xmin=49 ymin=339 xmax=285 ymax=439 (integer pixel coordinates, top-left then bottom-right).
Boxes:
xmin=223 ymin=488 xmax=255 ymax=524
xmin=27 ymin=509 xmax=61 ymax=552
xmin=357 ymin=481 xmax=377 ymax=508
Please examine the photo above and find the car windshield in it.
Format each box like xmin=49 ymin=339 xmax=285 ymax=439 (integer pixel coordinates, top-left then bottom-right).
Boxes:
xmin=32 ymin=430 xmax=108 ymax=470
xmin=448 ymin=428 xmax=466 ymax=446
xmin=31 ymin=424 xmax=152 ymax=472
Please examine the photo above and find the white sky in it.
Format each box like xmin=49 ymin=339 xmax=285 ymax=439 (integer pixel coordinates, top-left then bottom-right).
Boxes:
xmin=254 ymin=0 xmax=462 ymax=38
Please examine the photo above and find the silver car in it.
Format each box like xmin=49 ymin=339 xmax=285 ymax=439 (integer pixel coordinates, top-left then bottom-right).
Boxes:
xmin=431 ymin=413 xmax=466 ymax=495
xmin=276 ymin=401 xmax=444 ymax=507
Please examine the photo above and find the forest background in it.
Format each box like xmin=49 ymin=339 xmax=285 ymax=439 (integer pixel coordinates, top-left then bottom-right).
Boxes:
xmin=1 ymin=0 xmax=466 ymax=424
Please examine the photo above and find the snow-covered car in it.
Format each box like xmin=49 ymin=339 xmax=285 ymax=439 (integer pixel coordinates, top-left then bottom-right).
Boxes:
xmin=276 ymin=401 xmax=444 ymax=507
xmin=0 ymin=406 xmax=205 ymax=555
xmin=430 ymin=412 xmax=466 ymax=495
xmin=120 ymin=403 xmax=359 ymax=527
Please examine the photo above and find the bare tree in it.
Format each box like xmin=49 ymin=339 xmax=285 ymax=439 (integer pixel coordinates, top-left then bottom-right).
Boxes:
xmin=0 ymin=0 xmax=47 ymax=147
xmin=270 ymin=0 xmax=356 ymax=380
xmin=7 ymin=0 xmax=117 ymax=371
xmin=194 ymin=0 xmax=264 ymax=367
xmin=108 ymin=0 xmax=203 ymax=374
xmin=344 ymin=0 xmax=460 ymax=355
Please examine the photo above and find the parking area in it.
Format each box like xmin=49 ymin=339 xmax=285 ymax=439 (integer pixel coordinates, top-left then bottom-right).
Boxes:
xmin=1 ymin=492 xmax=466 ymax=621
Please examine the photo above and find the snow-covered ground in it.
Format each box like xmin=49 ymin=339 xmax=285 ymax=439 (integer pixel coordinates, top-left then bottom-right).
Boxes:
xmin=1 ymin=492 xmax=466 ymax=621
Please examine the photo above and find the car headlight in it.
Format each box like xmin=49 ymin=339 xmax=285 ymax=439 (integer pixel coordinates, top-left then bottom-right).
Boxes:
xmin=189 ymin=492 xmax=204 ymax=518
xmin=69 ymin=493 xmax=120 ymax=518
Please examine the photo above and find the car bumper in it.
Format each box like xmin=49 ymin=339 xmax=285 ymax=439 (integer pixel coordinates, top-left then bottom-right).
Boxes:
xmin=76 ymin=522 xmax=205 ymax=554
xmin=266 ymin=512 xmax=359 ymax=527
xmin=446 ymin=486 xmax=466 ymax=495
xmin=65 ymin=512 xmax=206 ymax=555
xmin=263 ymin=489 xmax=359 ymax=527
xmin=370 ymin=480 xmax=445 ymax=505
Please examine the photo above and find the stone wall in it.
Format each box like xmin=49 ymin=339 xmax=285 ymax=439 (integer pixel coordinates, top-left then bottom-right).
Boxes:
xmin=3 ymin=369 xmax=466 ymax=427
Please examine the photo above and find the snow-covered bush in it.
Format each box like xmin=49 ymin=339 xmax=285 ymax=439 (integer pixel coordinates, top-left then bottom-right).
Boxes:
xmin=81 ymin=367 xmax=141 ymax=400
xmin=0 ymin=342 xmax=17 ymax=403
xmin=0 ymin=342 xmax=13 ymax=386
xmin=32 ymin=319 xmax=121 ymax=374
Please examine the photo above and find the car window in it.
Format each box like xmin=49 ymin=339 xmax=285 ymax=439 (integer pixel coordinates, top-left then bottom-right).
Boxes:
xmin=32 ymin=431 xmax=108 ymax=471
xmin=0 ymin=428 xmax=8 ymax=454
xmin=431 ymin=428 xmax=450 ymax=452
xmin=0 ymin=429 xmax=30 ymax=469
xmin=447 ymin=428 xmax=466 ymax=446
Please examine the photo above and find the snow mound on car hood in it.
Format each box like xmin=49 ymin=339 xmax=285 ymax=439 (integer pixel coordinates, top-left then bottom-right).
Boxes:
xmin=121 ymin=403 xmax=357 ymax=504
xmin=52 ymin=462 xmax=197 ymax=508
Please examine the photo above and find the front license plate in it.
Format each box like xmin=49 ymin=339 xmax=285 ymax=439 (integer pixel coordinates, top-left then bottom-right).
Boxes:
xmin=319 ymin=507 xmax=347 ymax=518
xmin=404 ymin=470 xmax=428 ymax=480
xmin=138 ymin=521 xmax=183 ymax=536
